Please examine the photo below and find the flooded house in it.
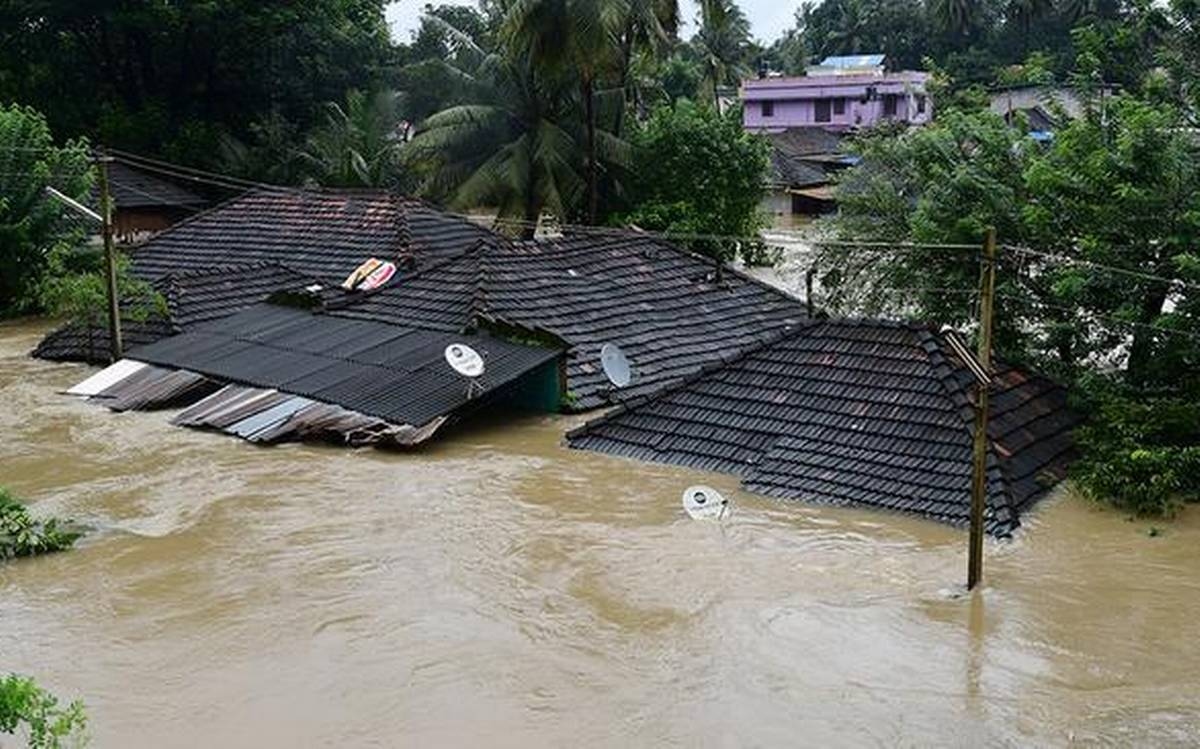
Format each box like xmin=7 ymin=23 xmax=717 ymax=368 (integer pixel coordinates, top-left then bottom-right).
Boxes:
xmin=38 ymin=188 xmax=1077 ymax=531
xmin=95 ymin=160 xmax=208 ymax=241
xmin=745 ymin=55 xmax=928 ymax=218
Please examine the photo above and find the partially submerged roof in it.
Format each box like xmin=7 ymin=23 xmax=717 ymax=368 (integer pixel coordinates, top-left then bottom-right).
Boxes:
xmin=484 ymin=234 xmax=808 ymax=409
xmin=35 ymin=189 xmax=496 ymax=363
xmin=105 ymin=303 xmax=561 ymax=445
xmin=34 ymin=262 xmax=318 ymax=363
xmin=92 ymin=160 xmax=207 ymax=211
xmin=568 ymin=319 xmax=1079 ymax=535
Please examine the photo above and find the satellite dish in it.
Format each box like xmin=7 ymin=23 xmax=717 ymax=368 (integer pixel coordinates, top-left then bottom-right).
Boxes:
xmin=682 ymin=485 xmax=730 ymax=520
xmin=600 ymin=343 xmax=632 ymax=388
xmin=445 ymin=343 xmax=485 ymax=378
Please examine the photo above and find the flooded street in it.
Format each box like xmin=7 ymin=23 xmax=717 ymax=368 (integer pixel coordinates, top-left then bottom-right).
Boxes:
xmin=3 ymin=318 xmax=1199 ymax=747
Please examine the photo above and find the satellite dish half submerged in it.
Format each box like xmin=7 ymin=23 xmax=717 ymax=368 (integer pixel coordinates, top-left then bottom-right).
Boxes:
xmin=445 ymin=343 xmax=485 ymax=378
xmin=600 ymin=342 xmax=632 ymax=388
xmin=682 ymin=485 xmax=730 ymax=520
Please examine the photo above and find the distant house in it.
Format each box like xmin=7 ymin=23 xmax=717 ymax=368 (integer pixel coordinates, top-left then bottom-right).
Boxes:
xmin=988 ymin=84 xmax=1115 ymax=141
xmin=93 ymin=160 xmax=208 ymax=242
xmin=762 ymin=128 xmax=856 ymax=217
xmin=742 ymin=54 xmax=932 ymax=133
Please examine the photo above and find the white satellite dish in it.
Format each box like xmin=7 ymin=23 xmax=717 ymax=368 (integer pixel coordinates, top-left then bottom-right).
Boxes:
xmin=600 ymin=343 xmax=632 ymax=388
xmin=445 ymin=343 xmax=485 ymax=378
xmin=682 ymin=485 xmax=730 ymax=520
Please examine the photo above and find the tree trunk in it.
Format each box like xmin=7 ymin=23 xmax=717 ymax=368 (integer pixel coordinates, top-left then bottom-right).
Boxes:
xmin=583 ymin=75 xmax=598 ymax=225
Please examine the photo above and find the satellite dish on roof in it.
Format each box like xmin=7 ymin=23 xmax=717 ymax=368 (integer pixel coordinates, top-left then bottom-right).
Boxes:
xmin=682 ymin=485 xmax=730 ymax=520
xmin=445 ymin=343 xmax=485 ymax=378
xmin=600 ymin=343 xmax=632 ymax=388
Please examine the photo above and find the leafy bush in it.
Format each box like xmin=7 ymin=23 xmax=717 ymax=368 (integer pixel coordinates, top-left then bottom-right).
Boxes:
xmin=0 ymin=489 xmax=81 ymax=561
xmin=1071 ymin=386 xmax=1200 ymax=517
xmin=0 ymin=104 xmax=94 ymax=316
xmin=614 ymin=100 xmax=769 ymax=264
xmin=0 ymin=675 xmax=87 ymax=748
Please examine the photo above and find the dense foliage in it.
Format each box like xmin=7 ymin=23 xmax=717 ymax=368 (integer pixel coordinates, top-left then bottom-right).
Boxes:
xmin=0 ymin=0 xmax=393 ymax=169
xmin=825 ymin=59 xmax=1200 ymax=515
xmin=0 ymin=488 xmax=81 ymax=561
xmin=615 ymin=101 xmax=769 ymax=262
xmin=0 ymin=674 xmax=88 ymax=748
xmin=0 ymin=105 xmax=92 ymax=316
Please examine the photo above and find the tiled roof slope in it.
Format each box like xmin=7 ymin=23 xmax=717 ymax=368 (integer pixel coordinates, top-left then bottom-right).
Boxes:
xmin=326 ymin=244 xmax=487 ymax=333
xmin=128 ymin=304 xmax=561 ymax=428
xmin=34 ymin=262 xmax=317 ymax=363
xmin=128 ymin=189 xmax=492 ymax=282
xmin=95 ymin=161 xmax=207 ymax=210
xmin=568 ymin=319 xmax=1079 ymax=535
xmin=485 ymin=233 xmax=808 ymax=409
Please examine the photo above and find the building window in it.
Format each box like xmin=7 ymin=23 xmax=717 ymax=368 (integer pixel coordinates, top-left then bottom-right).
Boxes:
xmin=762 ymin=101 xmax=774 ymax=117
xmin=815 ymin=99 xmax=832 ymax=122
xmin=916 ymin=95 xmax=926 ymax=114
xmin=883 ymin=94 xmax=898 ymax=117
xmin=833 ymin=98 xmax=845 ymax=115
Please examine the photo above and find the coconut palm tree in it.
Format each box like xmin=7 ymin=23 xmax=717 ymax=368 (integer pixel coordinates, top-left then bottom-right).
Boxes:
xmin=694 ymin=0 xmax=753 ymax=109
xmin=300 ymin=88 xmax=406 ymax=187
xmin=927 ymin=0 xmax=976 ymax=36
xmin=404 ymin=26 xmax=589 ymax=237
xmin=502 ymin=0 xmax=623 ymax=223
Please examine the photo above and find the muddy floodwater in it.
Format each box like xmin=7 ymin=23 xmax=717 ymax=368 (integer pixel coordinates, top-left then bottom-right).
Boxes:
xmin=3 ymin=318 xmax=1200 ymax=747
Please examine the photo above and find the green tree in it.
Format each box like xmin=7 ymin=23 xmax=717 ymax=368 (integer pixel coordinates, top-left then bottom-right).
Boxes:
xmin=0 ymin=488 xmax=82 ymax=561
xmin=615 ymin=100 xmax=768 ymax=262
xmin=693 ymin=0 xmax=754 ymax=108
xmin=0 ymin=1 xmax=393 ymax=167
xmin=0 ymin=104 xmax=93 ymax=316
xmin=404 ymin=27 xmax=594 ymax=236
xmin=824 ymin=94 xmax=1200 ymax=516
xmin=502 ymin=0 xmax=622 ymax=223
xmin=299 ymin=89 xmax=407 ymax=188
xmin=0 ymin=673 xmax=87 ymax=748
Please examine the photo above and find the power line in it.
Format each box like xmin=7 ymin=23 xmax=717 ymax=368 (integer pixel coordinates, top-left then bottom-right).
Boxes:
xmin=996 ymin=291 xmax=1200 ymax=343
xmin=1002 ymin=243 xmax=1200 ymax=293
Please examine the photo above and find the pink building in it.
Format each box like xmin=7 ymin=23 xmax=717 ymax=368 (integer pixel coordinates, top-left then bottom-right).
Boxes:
xmin=742 ymin=56 xmax=932 ymax=133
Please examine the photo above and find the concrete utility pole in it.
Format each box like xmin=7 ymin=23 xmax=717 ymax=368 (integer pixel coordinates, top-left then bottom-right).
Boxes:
xmin=968 ymin=228 xmax=997 ymax=591
xmin=95 ymin=149 xmax=123 ymax=361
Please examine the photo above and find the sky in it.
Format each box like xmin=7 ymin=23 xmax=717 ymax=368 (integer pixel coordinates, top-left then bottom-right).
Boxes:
xmin=385 ymin=0 xmax=800 ymax=45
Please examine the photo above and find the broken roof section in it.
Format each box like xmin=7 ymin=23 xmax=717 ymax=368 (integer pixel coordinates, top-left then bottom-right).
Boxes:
xmin=567 ymin=319 xmax=1079 ymax=536
xmin=89 ymin=303 xmax=562 ymax=446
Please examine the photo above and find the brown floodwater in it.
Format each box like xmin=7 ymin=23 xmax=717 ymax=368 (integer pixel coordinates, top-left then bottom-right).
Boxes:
xmin=2 ymin=317 xmax=1199 ymax=747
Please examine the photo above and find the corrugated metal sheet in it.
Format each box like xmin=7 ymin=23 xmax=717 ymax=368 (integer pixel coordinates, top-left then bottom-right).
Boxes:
xmin=126 ymin=303 xmax=562 ymax=429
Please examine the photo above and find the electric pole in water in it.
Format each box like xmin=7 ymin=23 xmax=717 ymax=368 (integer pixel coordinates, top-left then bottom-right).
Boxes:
xmin=95 ymin=148 xmax=122 ymax=361
xmin=968 ymin=228 xmax=997 ymax=590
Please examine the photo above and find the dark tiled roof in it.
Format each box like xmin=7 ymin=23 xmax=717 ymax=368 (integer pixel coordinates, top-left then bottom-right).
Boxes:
xmin=766 ymin=128 xmax=845 ymax=157
xmin=765 ymin=128 xmax=843 ymax=189
xmin=128 ymin=189 xmax=492 ymax=283
xmin=35 ymin=190 xmax=496 ymax=363
xmin=484 ymin=233 xmax=808 ymax=409
xmin=127 ymin=304 xmax=561 ymax=428
xmin=326 ymin=244 xmax=488 ymax=333
xmin=93 ymin=161 xmax=207 ymax=211
xmin=33 ymin=262 xmax=318 ymax=363
xmin=568 ymin=319 xmax=1079 ymax=535
xmin=769 ymin=151 xmax=829 ymax=188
